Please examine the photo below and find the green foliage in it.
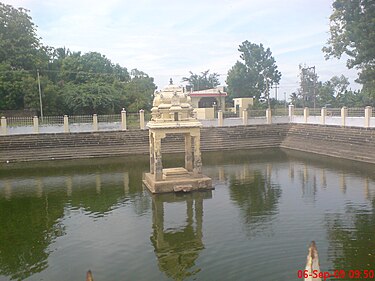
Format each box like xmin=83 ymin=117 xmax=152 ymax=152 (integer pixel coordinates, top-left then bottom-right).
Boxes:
xmin=292 ymin=67 xmax=372 ymax=107
xmin=0 ymin=2 xmax=157 ymax=115
xmin=0 ymin=63 xmax=29 ymax=109
xmin=182 ymin=70 xmax=220 ymax=91
xmin=62 ymin=83 xmax=116 ymax=114
xmin=226 ymin=61 xmax=254 ymax=98
xmin=359 ymin=68 xmax=375 ymax=104
xmin=0 ymin=3 xmax=48 ymax=70
xmin=323 ymin=0 xmax=375 ymax=102
xmin=323 ymin=0 xmax=374 ymax=68
xmin=0 ymin=196 xmax=65 ymax=280
xmin=57 ymin=68 xmax=156 ymax=115
xmin=59 ymin=51 xmax=130 ymax=84
xmin=317 ymin=81 xmax=336 ymax=106
xmin=0 ymin=3 xmax=49 ymax=112
xmin=289 ymin=92 xmax=302 ymax=107
xmin=123 ymin=71 xmax=156 ymax=112
xmin=226 ymin=41 xmax=281 ymax=101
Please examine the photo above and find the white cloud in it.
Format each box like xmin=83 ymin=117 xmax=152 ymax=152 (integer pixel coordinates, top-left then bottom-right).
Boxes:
xmin=2 ymin=0 xmax=361 ymax=93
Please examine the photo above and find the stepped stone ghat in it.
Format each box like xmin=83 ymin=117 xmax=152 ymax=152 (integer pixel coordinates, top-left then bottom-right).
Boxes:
xmin=0 ymin=124 xmax=374 ymax=164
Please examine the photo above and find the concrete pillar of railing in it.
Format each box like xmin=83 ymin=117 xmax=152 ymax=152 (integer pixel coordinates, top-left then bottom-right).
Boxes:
xmin=321 ymin=107 xmax=327 ymax=125
xmin=303 ymin=107 xmax=309 ymax=123
xmin=266 ymin=108 xmax=272 ymax=124
xmin=242 ymin=109 xmax=248 ymax=125
xmin=121 ymin=108 xmax=127 ymax=130
xmin=365 ymin=106 xmax=372 ymax=128
xmin=33 ymin=116 xmax=39 ymax=134
xmin=93 ymin=114 xmax=98 ymax=131
xmin=139 ymin=109 xmax=145 ymax=130
xmin=341 ymin=106 xmax=348 ymax=127
xmin=1 ymin=117 xmax=7 ymax=135
xmin=288 ymin=104 xmax=294 ymax=122
xmin=218 ymin=110 xmax=223 ymax=126
xmin=63 ymin=115 xmax=69 ymax=133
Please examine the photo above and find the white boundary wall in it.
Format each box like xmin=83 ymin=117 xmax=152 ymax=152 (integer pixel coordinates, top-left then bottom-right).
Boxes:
xmin=1 ymin=107 xmax=374 ymax=135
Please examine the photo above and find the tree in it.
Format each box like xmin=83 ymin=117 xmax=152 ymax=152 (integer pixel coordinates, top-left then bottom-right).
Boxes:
xmin=330 ymin=75 xmax=350 ymax=97
xmin=296 ymin=66 xmax=355 ymax=107
xmin=323 ymin=0 xmax=375 ymax=101
xmin=226 ymin=62 xmax=254 ymax=98
xmin=0 ymin=3 xmax=49 ymax=111
xmin=298 ymin=64 xmax=318 ymax=107
xmin=45 ymin=47 xmax=71 ymax=83
xmin=292 ymin=70 xmax=370 ymax=107
xmin=0 ymin=3 xmax=48 ymax=70
xmin=182 ymin=70 xmax=220 ymax=91
xmin=289 ymin=92 xmax=303 ymax=107
xmin=226 ymin=41 xmax=281 ymax=106
xmin=0 ymin=2 xmax=156 ymax=115
xmin=63 ymin=82 xmax=117 ymax=115
xmin=55 ymin=52 xmax=136 ymax=114
xmin=59 ymin=51 xmax=130 ymax=84
xmin=23 ymin=74 xmax=63 ymax=115
xmin=317 ymin=81 xmax=336 ymax=107
xmin=338 ymin=89 xmax=375 ymax=107
xmin=122 ymin=69 xmax=156 ymax=112
xmin=0 ymin=64 xmax=33 ymax=110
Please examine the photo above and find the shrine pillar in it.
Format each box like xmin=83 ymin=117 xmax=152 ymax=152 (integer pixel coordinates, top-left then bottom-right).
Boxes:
xmin=193 ymin=131 xmax=202 ymax=176
xmin=154 ymin=134 xmax=163 ymax=181
xmin=149 ymin=131 xmax=154 ymax=174
xmin=185 ymin=133 xmax=193 ymax=171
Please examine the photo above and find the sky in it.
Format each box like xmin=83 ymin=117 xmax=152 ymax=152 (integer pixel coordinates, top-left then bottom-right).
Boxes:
xmin=4 ymin=0 xmax=361 ymax=99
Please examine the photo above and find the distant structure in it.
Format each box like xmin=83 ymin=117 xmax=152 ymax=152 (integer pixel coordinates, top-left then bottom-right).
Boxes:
xmin=233 ymin=97 xmax=254 ymax=117
xmin=189 ymin=86 xmax=227 ymax=120
xmin=189 ymin=86 xmax=227 ymax=111
xmin=143 ymin=81 xmax=212 ymax=193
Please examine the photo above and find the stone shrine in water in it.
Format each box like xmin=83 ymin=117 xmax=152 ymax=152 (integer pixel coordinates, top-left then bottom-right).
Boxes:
xmin=143 ymin=80 xmax=212 ymax=193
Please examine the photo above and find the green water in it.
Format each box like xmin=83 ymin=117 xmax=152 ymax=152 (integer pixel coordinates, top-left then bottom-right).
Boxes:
xmin=0 ymin=149 xmax=374 ymax=281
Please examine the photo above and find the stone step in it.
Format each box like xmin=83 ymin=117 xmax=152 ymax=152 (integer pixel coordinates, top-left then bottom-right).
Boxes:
xmin=1 ymin=124 xmax=373 ymax=164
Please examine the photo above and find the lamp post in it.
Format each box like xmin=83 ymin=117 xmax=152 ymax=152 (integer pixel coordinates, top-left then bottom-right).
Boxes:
xmin=284 ymin=92 xmax=287 ymax=109
xmin=301 ymin=66 xmax=316 ymax=109
xmin=37 ymin=69 xmax=43 ymax=122
xmin=262 ymin=73 xmax=270 ymax=109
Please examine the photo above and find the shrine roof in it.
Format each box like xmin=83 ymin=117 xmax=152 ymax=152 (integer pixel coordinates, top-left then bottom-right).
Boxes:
xmin=189 ymin=89 xmax=227 ymax=97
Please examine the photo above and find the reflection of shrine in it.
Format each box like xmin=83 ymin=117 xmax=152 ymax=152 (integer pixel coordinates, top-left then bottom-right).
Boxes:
xmin=143 ymin=80 xmax=212 ymax=193
xmin=150 ymin=191 xmax=212 ymax=280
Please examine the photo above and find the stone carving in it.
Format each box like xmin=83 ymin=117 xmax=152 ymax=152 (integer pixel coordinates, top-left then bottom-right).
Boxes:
xmin=143 ymin=81 xmax=213 ymax=193
xmin=150 ymin=83 xmax=194 ymax=123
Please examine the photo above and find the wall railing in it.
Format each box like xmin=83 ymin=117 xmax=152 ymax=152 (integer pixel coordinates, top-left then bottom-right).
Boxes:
xmin=1 ymin=106 xmax=373 ymax=135
xmin=0 ymin=110 xmax=144 ymax=135
xmin=203 ymin=106 xmax=374 ymax=128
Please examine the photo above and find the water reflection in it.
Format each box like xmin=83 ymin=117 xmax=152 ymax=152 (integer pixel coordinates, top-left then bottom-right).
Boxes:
xmin=321 ymin=168 xmax=327 ymax=189
xmin=0 ymin=157 xmax=150 ymax=281
xmin=298 ymin=163 xmax=319 ymax=198
xmin=0 ymin=150 xmax=374 ymax=281
xmin=0 ymin=194 xmax=65 ymax=280
xmin=0 ymin=159 xmax=150 ymax=215
xmin=325 ymin=200 xmax=375 ymax=277
xmin=150 ymin=192 xmax=211 ymax=280
xmin=228 ymin=165 xmax=282 ymax=236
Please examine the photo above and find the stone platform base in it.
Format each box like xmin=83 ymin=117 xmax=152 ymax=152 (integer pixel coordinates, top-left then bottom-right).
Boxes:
xmin=143 ymin=168 xmax=213 ymax=194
